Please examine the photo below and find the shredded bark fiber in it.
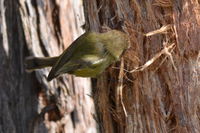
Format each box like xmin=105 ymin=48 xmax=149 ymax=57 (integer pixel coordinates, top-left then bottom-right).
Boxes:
xmin=84 ymin=0 xmax=200 ymax=133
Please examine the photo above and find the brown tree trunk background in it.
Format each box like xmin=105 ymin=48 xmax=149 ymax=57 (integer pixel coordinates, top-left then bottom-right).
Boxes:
xmin=83 ymin=0 xmax=200 ymax=133
xmin=1 ymin=0 xmax=200 ymax=133
xmin=0 ymin=0 xmax=96 ymax=133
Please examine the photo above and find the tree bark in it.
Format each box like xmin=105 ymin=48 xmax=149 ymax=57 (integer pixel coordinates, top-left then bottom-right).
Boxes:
xmin=83 ymin=0 xmax=200 ymax=133
xmin=0 ymin=0 xmax=96 ymax=133
xmin=1 ymin=0 xmax=200 ymax=133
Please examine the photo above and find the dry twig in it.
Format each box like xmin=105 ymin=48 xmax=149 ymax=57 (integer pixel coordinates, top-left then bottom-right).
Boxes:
xmin=130 ymin=43 xmax=176 ymax=73
xmin=145 ymin=24 xmax=172 ymax=37
xmin=116 ymin=58 xmax=128 ymax=117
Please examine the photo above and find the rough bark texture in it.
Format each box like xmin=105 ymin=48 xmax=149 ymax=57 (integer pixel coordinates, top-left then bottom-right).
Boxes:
xmin=83 ymin=0 xmax=200 ymax=133
xmin=1 ymin=0 xmax=200 ymax=133
xmin=0 ymin=0 xmax=96 ymax=133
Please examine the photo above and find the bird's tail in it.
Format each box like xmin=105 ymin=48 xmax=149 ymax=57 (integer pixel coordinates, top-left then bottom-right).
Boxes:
xmin=25 ymin=56 xmax=59 ymax=71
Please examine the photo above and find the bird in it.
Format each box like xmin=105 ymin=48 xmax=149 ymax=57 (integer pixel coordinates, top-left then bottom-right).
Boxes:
xmin=25 ymin=30 xmax=130 ymax=81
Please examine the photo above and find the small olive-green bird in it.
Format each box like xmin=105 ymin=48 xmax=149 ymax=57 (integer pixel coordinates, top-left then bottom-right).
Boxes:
xmin=25 ymin=30 xmax=130 ymax=81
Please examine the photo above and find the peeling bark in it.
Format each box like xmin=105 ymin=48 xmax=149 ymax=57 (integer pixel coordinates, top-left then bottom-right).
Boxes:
xmin=0 ymin=0 xmax=96 ymax=133
xmin=83 ymin=0 xmax=200 ymax=133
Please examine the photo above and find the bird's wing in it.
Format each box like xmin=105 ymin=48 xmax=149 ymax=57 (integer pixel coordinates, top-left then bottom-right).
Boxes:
xmin=47 ymin=32 xmax=106 ymax=81
xmin=55 ymin=54 xmax=108 ymax=75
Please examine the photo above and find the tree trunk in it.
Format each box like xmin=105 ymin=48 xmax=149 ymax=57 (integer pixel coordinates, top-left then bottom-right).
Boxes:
xmin=83 ymin=0 xmax=200 ymax=133
xmin=0 ymin=0 xmax=96 ymax=133
xmin=1 ymin=0 xmax=200 ymax=133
